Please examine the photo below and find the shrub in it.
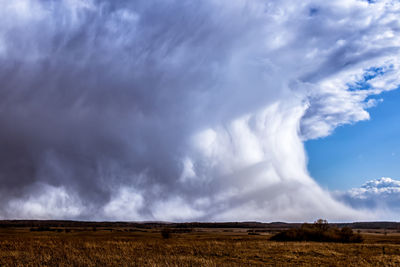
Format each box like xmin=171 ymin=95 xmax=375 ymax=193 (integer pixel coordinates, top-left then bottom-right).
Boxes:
xmin=270 ymin=219 xmax=363 ymax=243
xmin=248 ymin=232 xmax=260 ymax=235
xmin=161 ymin=228 xmax=171 ymax=239
xmin=30 ymin=226 xmax=51 ymax=232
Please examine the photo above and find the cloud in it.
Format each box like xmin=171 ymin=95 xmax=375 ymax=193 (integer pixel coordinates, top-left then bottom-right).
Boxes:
xmin=5 ymin=183 xmax=84 ymax=219
xmin=335 ymin=178 xmax=400 ymax=220
xmin=0 ymin=0 xmax=398 ymax=221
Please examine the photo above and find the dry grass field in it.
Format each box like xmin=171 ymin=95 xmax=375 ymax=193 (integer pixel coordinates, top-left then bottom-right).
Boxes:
xmin=1 ymin=226 xmax=400 ymax=266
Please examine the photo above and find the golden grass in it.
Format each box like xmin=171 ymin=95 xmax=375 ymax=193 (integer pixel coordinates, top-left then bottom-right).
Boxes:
xmin=0 ymin=228 xmax=399 ymax=266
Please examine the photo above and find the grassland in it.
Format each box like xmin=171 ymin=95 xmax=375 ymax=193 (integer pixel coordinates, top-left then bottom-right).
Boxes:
xmin=0 ymin=225 xmax=400 ymax=266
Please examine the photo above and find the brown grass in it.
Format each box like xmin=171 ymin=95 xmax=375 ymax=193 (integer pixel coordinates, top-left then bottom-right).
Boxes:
xmin=0 ymin=227 xmax=400 ymax=266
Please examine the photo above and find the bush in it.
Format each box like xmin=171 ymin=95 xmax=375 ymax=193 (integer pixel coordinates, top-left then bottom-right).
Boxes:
xmin=161 ymin=228 xmax=171 ymax=239
xmin=30 ymin=226 xmax=51 ymax=232
xmin=270 ymin=219 xmax=363 ymax=243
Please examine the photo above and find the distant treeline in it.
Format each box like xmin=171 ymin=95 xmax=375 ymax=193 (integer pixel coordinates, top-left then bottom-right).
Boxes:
xmin=0 ymin=220 xmax=399 ymax=230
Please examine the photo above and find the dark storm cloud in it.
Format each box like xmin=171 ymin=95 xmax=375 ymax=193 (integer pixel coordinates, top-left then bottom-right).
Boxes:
xmin=0 ymin=0 xmax=276 ymax=219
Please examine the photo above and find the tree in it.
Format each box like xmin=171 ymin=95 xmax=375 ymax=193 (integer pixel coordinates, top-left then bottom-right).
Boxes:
xmin=314 ymin=219 xmax=329 ymax=232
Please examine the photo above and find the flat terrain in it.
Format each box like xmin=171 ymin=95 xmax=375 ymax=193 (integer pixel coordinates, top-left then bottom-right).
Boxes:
xmin=0 ymin=225 xmax=400 ymax=266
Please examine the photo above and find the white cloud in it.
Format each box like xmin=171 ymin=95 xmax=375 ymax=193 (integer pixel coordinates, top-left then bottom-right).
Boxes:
xmin=4 ymin=184 xmax=83 ymax=220
xmin=102 ymin=187 xmax=145 ymax=221
xmin=336 ymin=177 xmax=400 ymax=220
xmin=151 ymin=197 xmax=205 ymax=222
xmin=350 ymin=177 xmax=400 ymax=197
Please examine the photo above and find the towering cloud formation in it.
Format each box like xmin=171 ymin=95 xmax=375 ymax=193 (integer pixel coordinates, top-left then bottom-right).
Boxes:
xmin=0 ymin=0 xmax=399 ymax=221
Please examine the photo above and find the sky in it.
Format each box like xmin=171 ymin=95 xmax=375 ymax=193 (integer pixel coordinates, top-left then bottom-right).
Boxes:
xmin=0 ymin=0 xmax=399 ymax=222
xmin=307 ymin=86 xmax=400 ymax=191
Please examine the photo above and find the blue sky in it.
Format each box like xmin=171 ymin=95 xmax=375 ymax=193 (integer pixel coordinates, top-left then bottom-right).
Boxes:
xmin=306 ymin=87 xmax=400 ymax=190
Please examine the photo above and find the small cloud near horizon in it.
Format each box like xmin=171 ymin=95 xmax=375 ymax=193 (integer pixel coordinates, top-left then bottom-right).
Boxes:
xmin=335 ymin=177 xmax=400 ymax=221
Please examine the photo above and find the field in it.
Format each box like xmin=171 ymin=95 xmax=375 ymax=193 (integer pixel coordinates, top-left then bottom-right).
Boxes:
xmin=0 ymin=222 xmax=400 ymax=266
